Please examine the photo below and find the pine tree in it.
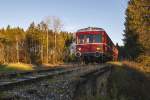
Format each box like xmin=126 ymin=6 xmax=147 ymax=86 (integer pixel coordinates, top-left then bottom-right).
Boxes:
xmin=123 ymin=0 xmax=150 ymax=60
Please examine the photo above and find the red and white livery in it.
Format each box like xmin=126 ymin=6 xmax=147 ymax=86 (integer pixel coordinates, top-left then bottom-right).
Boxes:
xmin=75 ymin=27 xmax=118 ymax=63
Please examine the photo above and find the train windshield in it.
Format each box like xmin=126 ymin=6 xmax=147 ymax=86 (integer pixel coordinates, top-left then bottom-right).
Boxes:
xmin=77 ymin=34 xmax=102 ymax=44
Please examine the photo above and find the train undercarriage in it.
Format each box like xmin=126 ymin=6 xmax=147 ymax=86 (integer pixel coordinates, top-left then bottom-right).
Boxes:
xmin=76 ymin=52 xmax=113 ymax=64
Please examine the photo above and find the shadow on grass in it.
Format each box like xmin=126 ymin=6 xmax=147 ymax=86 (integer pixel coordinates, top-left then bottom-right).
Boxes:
xmin=108 ymin=63 xmax=150 ymax=100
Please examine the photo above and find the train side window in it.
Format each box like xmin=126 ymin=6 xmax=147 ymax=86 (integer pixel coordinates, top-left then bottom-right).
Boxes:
xmin=95 ymin=34 xmax=102 ymax=43
xmin=78 ymin=35 xmax=84 ymax=44
xmin=89 ymin=34 xmax=93 ymax=43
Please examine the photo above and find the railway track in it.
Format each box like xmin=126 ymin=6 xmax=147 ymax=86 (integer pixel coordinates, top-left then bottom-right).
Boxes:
xmin=0 ymin=64 xmax=108 ymax=91
xmin=0 ymin=64 xmax=111 ymax=99
xmin=0 ymin=65 xmax=80 ymax=91
xmin=0 ymin=64 xmax=76 ymax=79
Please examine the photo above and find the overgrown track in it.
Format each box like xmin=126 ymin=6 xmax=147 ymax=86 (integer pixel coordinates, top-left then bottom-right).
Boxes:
xmin=0 ymin=64 xmax=86 ymax=79
xmin=0 ymin=64 xmax=111 ymax=92
xmin=0 ymin=66 xmax=78 ymax=91
xmin=0 ymin=67 xmax=64 ymax=79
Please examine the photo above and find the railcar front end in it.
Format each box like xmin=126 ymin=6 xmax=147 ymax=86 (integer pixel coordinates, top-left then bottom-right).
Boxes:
xmin=75 ymin=27 xmax=106 ymax=63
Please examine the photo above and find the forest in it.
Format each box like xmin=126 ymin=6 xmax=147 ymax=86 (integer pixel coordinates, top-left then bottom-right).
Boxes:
xmin=0 ymin=17 xmax=73 ymax=65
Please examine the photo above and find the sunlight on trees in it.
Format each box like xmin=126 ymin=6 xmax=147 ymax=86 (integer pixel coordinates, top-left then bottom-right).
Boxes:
xmin=0 ymin=17 xmax=73 ymax=65
xmin=123 ymin=0 xmax=150 ymax=63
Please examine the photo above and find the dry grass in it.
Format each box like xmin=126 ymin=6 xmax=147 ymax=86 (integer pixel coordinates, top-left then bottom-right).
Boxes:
xmin=107 ymin=61 xmax=123 ymax=66
xmin=107 ymin=61 xmax=150 ymax=100
xmin=123 ymin=61 xmax=150 ymax=73
xmin=79 ymin=61 xmax=150 ymax=100
xmin=41 ymin=63 xmax=59 ymax=68
xmin=108 ymin=61 xmax=150 ymax=73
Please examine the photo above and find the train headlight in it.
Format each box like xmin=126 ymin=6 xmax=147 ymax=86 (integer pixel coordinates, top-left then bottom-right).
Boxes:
xmin=96 ymin=47 xmax=101 ymax=51
xmin=76 ymin=52 xmax=81 ymax=57
xmin=78 ymin=48 xmax=81 ymax=51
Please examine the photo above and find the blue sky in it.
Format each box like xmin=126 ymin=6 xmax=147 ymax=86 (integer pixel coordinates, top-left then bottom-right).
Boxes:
xmin=0 ymin=0 xmax=128 ymax=45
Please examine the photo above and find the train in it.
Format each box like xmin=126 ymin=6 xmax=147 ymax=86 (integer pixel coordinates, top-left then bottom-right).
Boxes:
xmin=75 ymin=27 xmax=118 ymax=63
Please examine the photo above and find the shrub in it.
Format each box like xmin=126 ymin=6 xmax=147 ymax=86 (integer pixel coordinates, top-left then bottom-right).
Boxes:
xmin=136 ymin=55 xmax=150 ymax=67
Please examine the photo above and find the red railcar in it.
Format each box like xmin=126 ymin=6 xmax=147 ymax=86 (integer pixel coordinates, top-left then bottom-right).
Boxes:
xmin=75 ymin=27 xmax=118 ymax=63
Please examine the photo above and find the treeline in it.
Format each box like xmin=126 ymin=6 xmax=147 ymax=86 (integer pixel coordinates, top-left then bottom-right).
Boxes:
xmin=120 ymin=0 xmax=150 ymax=66
xmin=0 ymin=21 xmax=73 ymax=64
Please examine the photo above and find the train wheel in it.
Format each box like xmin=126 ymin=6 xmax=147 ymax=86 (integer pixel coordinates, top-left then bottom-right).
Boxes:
xmin=84 ymin=61 xmax=88 ymax=65
xmin=84 ymin=56 xmax=89 ymax=65
xmin=76 ymin=57 xmax=81 ymax=66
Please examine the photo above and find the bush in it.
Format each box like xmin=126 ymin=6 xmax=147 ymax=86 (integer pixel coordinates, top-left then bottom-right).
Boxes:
xmin=67 ymin=54 xmax=76 ymax=62
xmin=136 ymin=55 xmax=150 ymax=67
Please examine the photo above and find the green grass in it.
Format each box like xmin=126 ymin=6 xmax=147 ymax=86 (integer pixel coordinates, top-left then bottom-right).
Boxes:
xmin=0 ymin=64 xmax=17 ymax=73
xmin=0 ymin=63 xmax=33 ymax=73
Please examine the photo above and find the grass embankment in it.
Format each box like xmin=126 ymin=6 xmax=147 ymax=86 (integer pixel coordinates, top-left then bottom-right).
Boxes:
xmin=107 ymin=61 xmax=150 ymax=100
xmin=0 ymin=63 xmax=33 ymax=73
xmin=83 ymin=61 xmax=150 ymax=100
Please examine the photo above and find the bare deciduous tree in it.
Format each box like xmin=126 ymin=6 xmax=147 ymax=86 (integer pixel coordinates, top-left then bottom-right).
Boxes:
xmin=43 ymin=16 xmax=63 ymax=63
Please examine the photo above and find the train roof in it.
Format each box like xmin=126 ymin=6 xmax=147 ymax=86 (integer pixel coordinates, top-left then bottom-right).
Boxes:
xmin=76 ymin=27 xmax=116 ymax=47
xmin=77 ymin=27 xmax=105 ymax=32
